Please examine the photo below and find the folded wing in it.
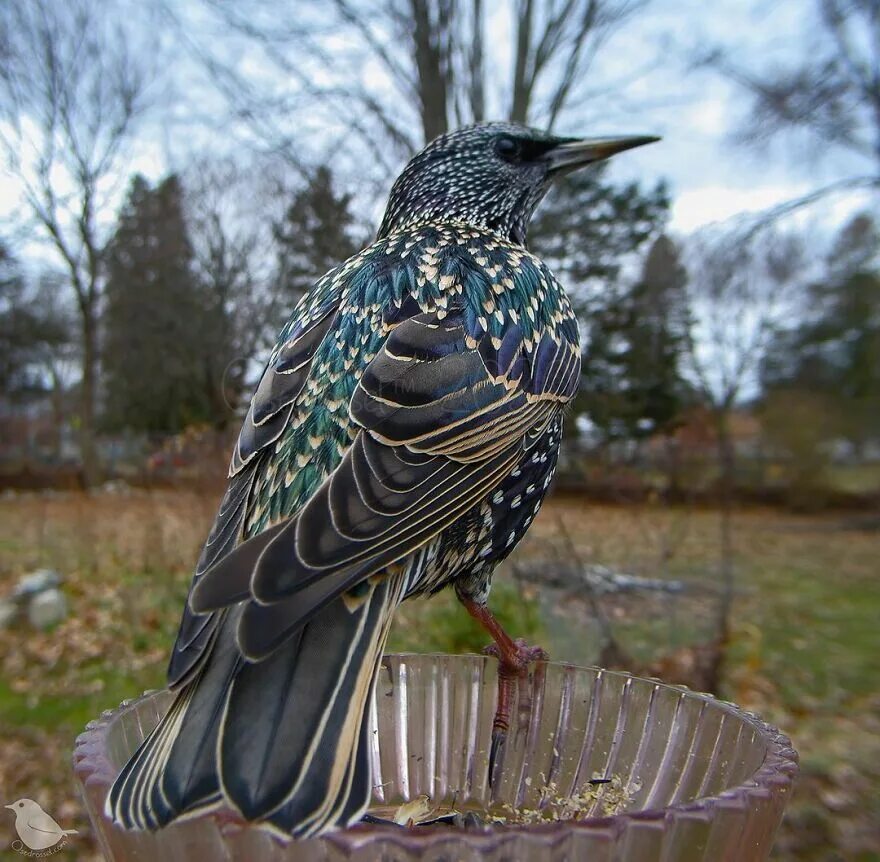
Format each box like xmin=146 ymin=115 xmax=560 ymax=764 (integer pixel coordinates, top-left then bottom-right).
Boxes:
xmin=167 ymin=302 xmax=340 ymax=686
xmin=190 ymin=305 xmax=580 ymax=660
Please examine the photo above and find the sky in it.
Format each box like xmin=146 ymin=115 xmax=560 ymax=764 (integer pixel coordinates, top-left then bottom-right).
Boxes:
xmin=0 ymin=0 xmax=875 ymax=272
xmin=576 ymin=0 xmax=875 ymax=234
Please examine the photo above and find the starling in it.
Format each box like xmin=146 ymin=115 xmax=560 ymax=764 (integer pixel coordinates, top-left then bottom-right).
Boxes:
xmin=107 ymin=122 xmax=657 ymax=838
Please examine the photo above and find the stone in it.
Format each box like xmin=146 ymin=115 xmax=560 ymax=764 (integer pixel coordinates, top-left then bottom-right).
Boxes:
xmin=0 ymin=599 xmax=19 ymax=629
xmin=27 ymin=588 xmax=68 ymax=630
xmin=13 ymin=569 xmax=62 ymax=599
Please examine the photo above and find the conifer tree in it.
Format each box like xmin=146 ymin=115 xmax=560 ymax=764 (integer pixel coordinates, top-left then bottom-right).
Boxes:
xmin=579 ymin=234 xmax=691 ymax=442
xmin=103 ymin=175 xmax=213 ymax=434
xmin=274 ymin=167 xmax=365 ymax=307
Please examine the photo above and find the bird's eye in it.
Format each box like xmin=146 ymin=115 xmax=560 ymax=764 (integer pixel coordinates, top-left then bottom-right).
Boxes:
xmin=494 ymin=136 xmax=522 ymax=163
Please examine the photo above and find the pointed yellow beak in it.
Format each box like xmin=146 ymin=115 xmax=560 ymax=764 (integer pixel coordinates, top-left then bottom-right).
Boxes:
xmin=543 ymin=135 xmax=660 ymax=173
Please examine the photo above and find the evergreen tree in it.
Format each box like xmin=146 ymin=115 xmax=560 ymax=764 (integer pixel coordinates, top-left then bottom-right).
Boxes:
xmin=578 ymin=234 xmax=691 ymax=442
xmin=102 ymin=174 xmax=215 ymax=434
xmin=528 ymin=166 xmax=672 ymax=439
xmin=762 ymin=213 xmax=880 ymax=452
xmin=530 ymin=165 xmax=670 ymax=319
xmin=274 ymin=166 xmax=365 ymax=307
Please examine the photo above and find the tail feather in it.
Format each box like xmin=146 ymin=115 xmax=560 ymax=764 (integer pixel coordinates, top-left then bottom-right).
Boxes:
xmin=106 ymin=680 xmax=217 ymax=829
xmin=265 ymin=576 xmax=401 ymax=836
xmin=107 ymin=575 xmax=404 ymax=836
xmin=221 ymin=575 xmax=402 ymax=834
xmin=149 ymin=618 xmax=241 ymax=821
xmin=270 ymin=685 xmax=374 ymax=836
xmin=107 ymin=613 xmax=238 ymax=829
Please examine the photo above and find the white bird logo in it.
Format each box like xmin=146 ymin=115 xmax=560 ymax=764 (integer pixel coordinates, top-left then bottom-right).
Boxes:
xmin=5 ymin=799 xmax=78 ymax=851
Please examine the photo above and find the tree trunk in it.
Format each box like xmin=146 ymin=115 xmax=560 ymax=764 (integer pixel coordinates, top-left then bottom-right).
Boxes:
xmin=707 ymin=409 xmax=735 ymax=691
xmin=410 ymin=0 xmax=450 ymax=142
xmin=79 ymin=310 xmax=101 ymax=487
xmin=49 ymin=366 xmax=65 ymax=461
xmin=510 ymin=0 xmax=535 ymax=123
xmin=467 ymin=0 xmax=485 ymax=122
xmin=664 ymin=433 xmax=682 ymax=500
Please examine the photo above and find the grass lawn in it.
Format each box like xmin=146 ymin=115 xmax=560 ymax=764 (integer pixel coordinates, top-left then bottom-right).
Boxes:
xmin=0 ymin=489 xmax=877 ymax=860
xmin=824 ymin=461 xmax=880 ymax=494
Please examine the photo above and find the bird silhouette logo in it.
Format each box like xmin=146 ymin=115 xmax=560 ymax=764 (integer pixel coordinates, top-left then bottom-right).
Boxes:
xmin=4 ymin=799 xmax=77 ymax=855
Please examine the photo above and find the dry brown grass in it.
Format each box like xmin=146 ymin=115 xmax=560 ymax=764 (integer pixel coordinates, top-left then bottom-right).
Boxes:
xmin=0 ymin=489 xmax=877 ymax=860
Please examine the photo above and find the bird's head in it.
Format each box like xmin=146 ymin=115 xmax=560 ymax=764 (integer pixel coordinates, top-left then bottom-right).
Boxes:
xmin=5 ymin=799 xmax=33 ymax=813
xmin=378 ymin=122 xmax=658 ymax=246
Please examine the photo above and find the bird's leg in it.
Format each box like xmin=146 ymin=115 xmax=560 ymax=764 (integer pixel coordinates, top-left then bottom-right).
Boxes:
xmin=459 ymin=597 xmax=548 ymax=780
xmin=460 ymin=598 xmax=547 ymax=674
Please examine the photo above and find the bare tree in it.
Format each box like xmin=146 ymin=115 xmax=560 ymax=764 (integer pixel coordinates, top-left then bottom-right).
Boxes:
xmin=0 ymin=244 xmax=76 ymax=459
xmin=184 ymin=158 xmax=283 ymax=419
xmin=0 ymin=0 xmax=153 ymax=483
xmin=683 ymin=225 xmax=806 ymax=687
xmin=704 ymin=0 xmax=880 ymax=221
xmin=173 ymin=0 xmax=649 ymax=173
xmin=33 ymin=270 xmax=80 ymax=460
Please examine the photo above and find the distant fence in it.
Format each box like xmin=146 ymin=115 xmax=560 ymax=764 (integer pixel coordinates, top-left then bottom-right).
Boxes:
xmin=554 ymin=440 xmax=880 ymax=510
xmin=1 ymin=432 xmax=878 ymax=509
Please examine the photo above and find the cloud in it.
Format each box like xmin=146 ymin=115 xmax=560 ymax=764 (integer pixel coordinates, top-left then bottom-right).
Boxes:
xmin=670 ymin=184 xmax=810 ymax=232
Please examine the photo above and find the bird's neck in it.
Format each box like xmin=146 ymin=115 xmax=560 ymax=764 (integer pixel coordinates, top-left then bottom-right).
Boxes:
xmin=377 ymin=210 xmax=528 ymax=247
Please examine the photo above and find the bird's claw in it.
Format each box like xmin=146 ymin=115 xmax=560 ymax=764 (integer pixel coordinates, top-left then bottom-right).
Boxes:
xmin=482 ymin=639 xmax=548 ymax=788
xmin=482 ymin=638 xmax=548 ymax=676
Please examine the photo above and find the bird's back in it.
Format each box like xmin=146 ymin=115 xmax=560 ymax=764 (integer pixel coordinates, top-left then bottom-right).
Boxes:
xmin=235 ymin=221 xmax=577 ymax=537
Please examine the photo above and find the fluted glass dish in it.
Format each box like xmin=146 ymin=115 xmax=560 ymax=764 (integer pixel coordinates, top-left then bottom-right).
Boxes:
xmin=74 ymin=654 xmax=797 ymax=861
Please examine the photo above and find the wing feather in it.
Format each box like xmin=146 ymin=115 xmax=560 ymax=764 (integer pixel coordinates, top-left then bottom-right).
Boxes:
xmin=166 ymin=302 xmax=339 ymax=687
xmin=190 ymin=303 xmax=579 ymax=662
xmin=231 ymin=305 xmax=339 ymax=474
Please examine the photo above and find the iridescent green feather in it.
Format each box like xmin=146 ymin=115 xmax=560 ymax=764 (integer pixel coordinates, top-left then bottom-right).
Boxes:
xmin=244 ymin=224 xmax=577 ymax=537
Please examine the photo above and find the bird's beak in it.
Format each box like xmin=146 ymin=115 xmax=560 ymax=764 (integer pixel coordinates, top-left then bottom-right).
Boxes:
xmin=4 ymin=804 xmax=14 ymax=810
xmin=542 ymin=135 xmax=660 ymax=174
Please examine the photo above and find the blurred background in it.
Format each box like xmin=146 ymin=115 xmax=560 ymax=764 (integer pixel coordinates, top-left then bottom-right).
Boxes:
xmin=0 ymin=1 xmax=877 ymax=859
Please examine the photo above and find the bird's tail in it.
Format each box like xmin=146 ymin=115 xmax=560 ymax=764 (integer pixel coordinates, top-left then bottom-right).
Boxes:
xmin=106 ymin=575 xmax=403 ymax=837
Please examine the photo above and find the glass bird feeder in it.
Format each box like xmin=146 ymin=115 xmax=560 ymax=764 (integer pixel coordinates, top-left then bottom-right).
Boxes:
xmin=74 ymin=654 xmax=797 ymax=861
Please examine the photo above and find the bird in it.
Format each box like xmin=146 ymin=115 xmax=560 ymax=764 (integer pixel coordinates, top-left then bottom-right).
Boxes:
xmin=106 ymin=122 xmax=658 ymax=838
xmin=5 ymin=799 xmax=78 ymax=851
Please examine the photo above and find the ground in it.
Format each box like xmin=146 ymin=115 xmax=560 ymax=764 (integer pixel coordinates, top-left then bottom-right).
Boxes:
xmin=0 ymin=488 xmax=877 ymax=861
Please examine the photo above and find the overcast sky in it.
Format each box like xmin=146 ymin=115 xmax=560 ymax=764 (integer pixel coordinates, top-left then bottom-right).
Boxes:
xmin=1 ymin=0 xmax=875 ymax=268
xmin=581 ymin=0 xmax=875 ymax=234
